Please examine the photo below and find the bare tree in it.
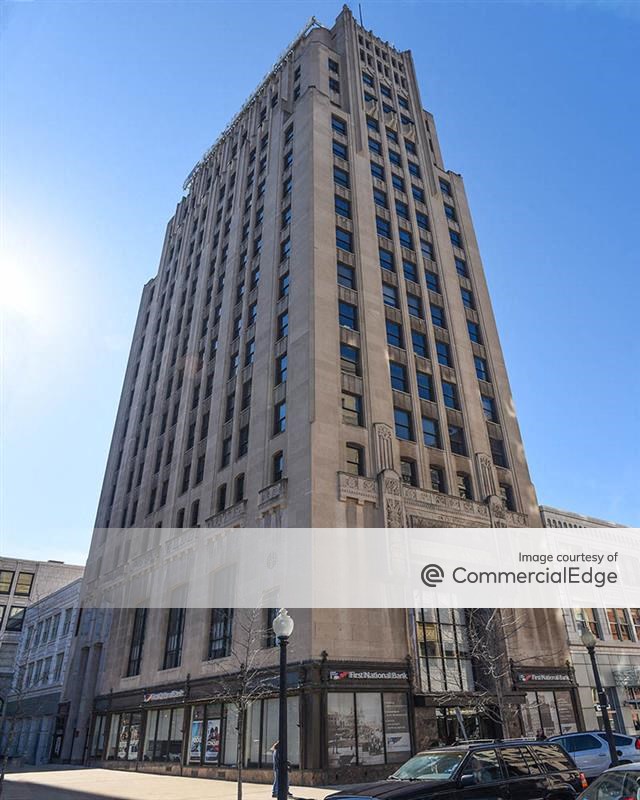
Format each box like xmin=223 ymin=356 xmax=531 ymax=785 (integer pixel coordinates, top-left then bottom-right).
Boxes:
xmin=436 ymin=609 xmax=567 ymax=739
xmin=213 ymin=607 xmax=279 ymax=800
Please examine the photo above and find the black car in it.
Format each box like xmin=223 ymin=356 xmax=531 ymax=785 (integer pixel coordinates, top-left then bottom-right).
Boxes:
xmin=329 ymin=741 xmax=588 ymax=800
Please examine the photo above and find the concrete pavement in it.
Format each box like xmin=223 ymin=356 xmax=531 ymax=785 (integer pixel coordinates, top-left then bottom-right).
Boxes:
xmin=3 ymin=768 xmax=337 ymax=800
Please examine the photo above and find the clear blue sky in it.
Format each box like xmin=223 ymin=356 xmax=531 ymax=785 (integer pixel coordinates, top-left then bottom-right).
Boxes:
xmin=1 ymin=0 xmax=638 ymax=562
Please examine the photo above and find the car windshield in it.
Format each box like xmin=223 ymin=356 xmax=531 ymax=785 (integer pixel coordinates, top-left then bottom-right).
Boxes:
xmin=390 ymin=750 xmax=466 ymax=780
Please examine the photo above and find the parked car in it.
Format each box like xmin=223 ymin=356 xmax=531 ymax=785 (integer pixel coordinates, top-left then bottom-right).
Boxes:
xmin=328 ymin=741 xmax=587 ymax=800
xmin=577 ymin=762 xmax=640 ymax=800
xmin=549 ymin=732 xmax=640 ymax=779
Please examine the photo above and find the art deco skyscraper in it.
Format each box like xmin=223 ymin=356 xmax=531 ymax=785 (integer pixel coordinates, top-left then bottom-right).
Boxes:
xmin=64 ymin=6 xmax=575 ymax=780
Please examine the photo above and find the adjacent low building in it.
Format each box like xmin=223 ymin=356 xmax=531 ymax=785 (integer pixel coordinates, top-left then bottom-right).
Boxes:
xmin=0 ymin=559 xmax=85 ymax=712
xmin=0 ymin=578 xmax=83 ymax=765
xmin=541 ymin=506 xmax=640 ymax=735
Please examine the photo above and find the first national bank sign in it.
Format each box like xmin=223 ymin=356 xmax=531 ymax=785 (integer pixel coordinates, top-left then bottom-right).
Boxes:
xmin=330 ymin=670 xmax=409 ymax=681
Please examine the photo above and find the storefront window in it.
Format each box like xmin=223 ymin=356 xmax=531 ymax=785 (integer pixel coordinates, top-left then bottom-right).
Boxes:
xmin=245 ymin=696 xmax=299 ymax=768
xmin=223 ymin=705 xmax=238 ymax=767
xmin=188 ymin=704 xmax=223 ymax=765
xmin=142 ymin=706 xmax=184 ymax=762
xmin=521 ymin=691 xmax=578 ymax=738
xmin=328 ymin=692 xmax=410 ymax=767
xmin=110 ymin=712 xmax=141 ymax=761
xmin=90 ymin=715 xmax=106 ymax=758
xmin=107 ymin=713 xmax=120 ymax=760
xmin=416 ymin=608 xmax=473 ymax=693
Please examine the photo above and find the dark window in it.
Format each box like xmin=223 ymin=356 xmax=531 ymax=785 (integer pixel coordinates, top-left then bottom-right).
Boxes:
xmin=224 ymin=393 xmax=235 ymax=423
xmin=370 ymin=161 xmax=385 ymax=181
xmin=283 ymin=150 xmax=293 ymax=170
xmin=475 ymin=355 xmax=489 ymax=382
xmin=392 ymin=174 xmax=405 ymax=192
xmin=450 ymin=229 xmax=463 ymax=248
xmin=425 ymin=270 xmax=439 ymax=293
xmin=395 ymin=200 xmax=409 ymax=219
xmin=400 ymin=459 xmax=418 ymax=486
xmin=387 ymin=128 xmax=398 ymax=144
xmin=412 ymin=330 xmax=428 ymax=358
xmin=335 ymin=195 xmax=351 ymax=219
xmin=399 ymin=229 xmax=413 ymax=250
xmin=501 ymin=748 xmax=534 ymax=778
xmin=329 ymin=58 xmax=339 ymax=73
xmin=329 ymin=78 xmax=340 ymax=93
xmin=334 ymin=166 xmax=349 ymax=188
xmin=383 ymin=283 xmax=399 ymax=308
xmin=430 ymin=466 xmax=445 ymax=493
xmin=273 ymin=401 xmax=286 ymax=434
xmin=467 ymin=320 xmax=482 ymax=343
xmin=412 ymin=185 xmax=424 ymax=203
xmin=407 ymin=293 xmax=422 ymax=317
xmin=163 ymin=608 xmax=185 ymax=670
xmin=220 ymin=437 xmax=231 ymax=468
xmin=386 ymin=319 xmax=403 ymax=348
xmin=336 ymin=227 xmax=353 ymax=252
xmin=417 ymin=371 xmax=433 ymax=401
xmin=442 ymin=381 xmax=459 ymax=410
xmin=389 ymin=149 xmax=401 ymax=166
xmin=340 ymin=344 xmax=361 ymax=375
xmin=345 ymin=443 xmax=364 ymax=476
xmin=408 ymin=162 xmax=420 ymax=178
xmin=127 ymin=608 xmax=147 ymax=677
xmin=457 ymin=473 xmax=473 ymax=500
xmin=530 ymin=745 xmax=575 ymax=773
xmin=394 ymin=408 xmax=413 ymax=440
xmin=376 ymin=217 xmax=391 ymax=238
xmin=281 ymin=206 xmax=292 ymax=228
xmin=380 ymin=83 xmax=391 ymax=97
xmin=416 ymin=212 xmax=429 ymax=231
xmin=275 ymin=354 xmax=288 ymax=386
xmin=422 ymin=416 xmax=441 ymax=448
xmin=398 ymin=95 xmax=409 ymax=110
xmin=332 ymin=140 xmax=348 ymax=159
xmin=339 ymin=301 xmax=358 ymax=330
xmin=272 ymin=451 xmax=284 ymax=482
xmin=481 ymin=395 xmax=497 ymax=422
xmin=237 ymin=424 xmax=249 ymax=457
xmin=431 ymin=305 xmax=446 ymax=328
xmin=364 ymin=91 xmax=377 ymax=103
xmin=195 ymin=453 xmax=205 ymax=484
xmin=245 ymin=339 xmax=255 ymax=365
xmin=368 ymin=137 xmax=382 ymax=155
xmin=373 ymin=188 xmax=388 ymax=208
xmin=6 ymin=606 xmax=25 ymax=632
xmin=389 ymin=362 xmax=408 ymax=392
xmin=444 ymin=204 xmax=457 ymax=221
xmin=278 ymin=272 xmax=290 ymax=298
xmin=241 ymin=380 xmax=252 ymax=410
xmin=362 ymin=71 xmax=374 ymax=87
xmin=455 ymin=257 xmax=468 ymax=277
xmin=436 ymin=341 xmax=451 ymax=367
xmin=448 ymin=425 xmax=467 ymax=456
xmin=366 ymin=116 xmax=379 ymax=132
xmin=459 ymin=750 xmax=502 ymax=784
xmin=490 ymin=437 xmax=508 ymax=468
xmin=379 ymin=247 xmax=395 ymax=272
xmin=208 ymin=608 xmax=233 ymax=660
xmin=331 ymin=115 xmax=347 ymax=135
xmin=336 ymin=263 xmax=357 ymax=291
xmin=277 ymin=311 xmax=289 ymax=339
xmin=461 ymin=288 xmax=475 ymax=309
xmin=402 ymin=260 xmax=417 ymax=282
xmin=342 ymin=392 xmax=363 ymax=426
xmin=499 ymin=483 xmax=515 ymax=511
xmin=439 ymin=178 xmax=452 ymax=196
xmin=421 ymin=240 xmax=434 ymax=260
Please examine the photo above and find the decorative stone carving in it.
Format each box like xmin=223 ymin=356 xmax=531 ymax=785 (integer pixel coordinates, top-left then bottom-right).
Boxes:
xmin=374 ymin=423 xmax=395 ymax=474
xmin=258 ymin=478 xmax=287 ymax=509
xmin=206 ymin=500 xmax=247 ymax=528
xmin=385 ymin=498 xmax=404 ymax=528
xmin=488 ymin=495 xmax=507 ymax=528
xmin=338 ymin=472 xmax=378 ymax=505
xmin=476 ymin=452 xmax=497 ymax=500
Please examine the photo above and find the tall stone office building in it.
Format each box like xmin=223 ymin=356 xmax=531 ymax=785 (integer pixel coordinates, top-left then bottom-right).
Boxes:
xmin=66 ymin=6 xmax=576 ymax=783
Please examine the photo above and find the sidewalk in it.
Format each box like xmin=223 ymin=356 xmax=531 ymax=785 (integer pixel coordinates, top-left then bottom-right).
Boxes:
xmin=3 ymin=767 xmax=338 ymax=800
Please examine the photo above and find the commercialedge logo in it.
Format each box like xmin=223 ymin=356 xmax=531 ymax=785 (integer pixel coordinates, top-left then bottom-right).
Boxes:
xmin=421 ymin=564 xmax=618 ymax=589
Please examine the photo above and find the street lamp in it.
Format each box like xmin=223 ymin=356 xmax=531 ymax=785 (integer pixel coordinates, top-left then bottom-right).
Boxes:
xmin=581 ymin=626 xmax=619 ymax=767
xmin=273 ymin=609 xmax=294 ymax=800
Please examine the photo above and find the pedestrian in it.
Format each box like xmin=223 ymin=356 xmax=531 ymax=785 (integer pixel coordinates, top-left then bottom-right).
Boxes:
xmin=536 ymin=729 xmax=547 ymax=741
xmin=271 ymin=741 xmax=293 ymax=798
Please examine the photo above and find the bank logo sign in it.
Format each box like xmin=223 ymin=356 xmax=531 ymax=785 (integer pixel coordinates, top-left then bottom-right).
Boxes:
xmin=330 ymin=670 xmax=408 ymax=681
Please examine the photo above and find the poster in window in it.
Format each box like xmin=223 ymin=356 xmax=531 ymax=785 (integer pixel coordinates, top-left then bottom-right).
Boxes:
xmin=327 ymin=693 xmax=356 ymax=767
xmin=117 ymin=718 xmax=129 ymax=760
xmin=356 ymin=693 xmax=384 ymax=765
xmin=383 ymin=693 xmax=411 ymax=758
xmin=205 ymin=718 xmax=221 ymax=763
xmin=128 ymin=720 xmax=140 ymax=761
xmin=189 ymin=720 xmax=203 ymax=763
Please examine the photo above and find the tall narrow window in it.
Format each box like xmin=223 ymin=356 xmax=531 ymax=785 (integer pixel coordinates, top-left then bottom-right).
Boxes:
xmin=345 ymin=443 xmax=365 ymax=476
xmin=127 ymin=609 xmax=147 ymax=677
xmin=208 ymin=609 xmax=233 ymax=660
xmin=422 ymin=416 xmax=441 ymax=448
xmin=272 ymin=451 xmax=284 ymax=482
xmin=163 ymin=608 xmax=185 ymax=670
xmin=457 ymin=473 xmax=473 ymax=500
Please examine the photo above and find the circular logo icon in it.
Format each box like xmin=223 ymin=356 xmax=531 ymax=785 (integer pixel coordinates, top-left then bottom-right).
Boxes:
xmin=421 ymin=563 xmax=445 ymax=587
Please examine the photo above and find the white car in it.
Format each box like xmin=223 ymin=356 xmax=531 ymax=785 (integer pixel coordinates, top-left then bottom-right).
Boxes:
xmin=549 ymin=732 xmax=640 ymax=779
xmin=578 ymin=762 xmax=640 ymax=800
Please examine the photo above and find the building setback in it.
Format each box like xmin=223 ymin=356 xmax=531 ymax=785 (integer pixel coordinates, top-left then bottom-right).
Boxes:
xmin=65 ymin=6 xmax=576 ymax=784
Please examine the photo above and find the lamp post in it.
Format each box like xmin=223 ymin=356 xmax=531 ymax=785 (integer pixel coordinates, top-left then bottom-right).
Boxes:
xmin=581 ymin=627 xmax=619 ymax=767
xmin=273 ymin=609 xmax=294 ymax=800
